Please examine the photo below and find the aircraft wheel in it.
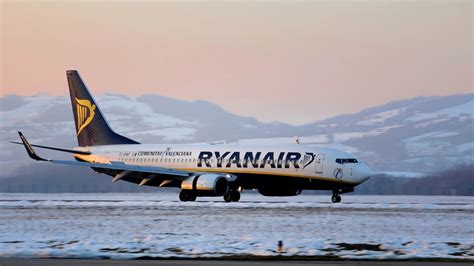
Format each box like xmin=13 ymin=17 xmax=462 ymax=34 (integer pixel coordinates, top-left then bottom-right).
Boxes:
xmin=230 ymin=190 xmax=240 ymax=202
xmin=179 ymin=191 xmax=196 ymax=202
xmin=224 ymin=191 xmax=240 ymax=202
xmin=187 ymin=194 xmax=196 ymax=202
xmin=223 ymin=192 xmax=233 ymax=202
xmin=331 ymin=194 xmax=341 ymax=203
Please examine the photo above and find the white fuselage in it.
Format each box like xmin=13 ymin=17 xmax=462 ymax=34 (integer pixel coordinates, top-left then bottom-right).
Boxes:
xmin=75 ymin=143 xmax=372 ymax=186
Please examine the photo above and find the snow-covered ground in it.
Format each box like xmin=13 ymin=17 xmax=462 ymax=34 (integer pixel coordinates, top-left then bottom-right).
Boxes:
xmin=0 ymin=193 xmax=472 ymax=260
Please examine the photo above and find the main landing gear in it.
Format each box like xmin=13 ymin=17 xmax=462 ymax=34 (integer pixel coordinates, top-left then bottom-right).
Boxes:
xmin=179 ymin=190 xmax=241 ymax=202
xmin=179 ymin=190 xmax=196 ymax=202
xmin=331 ymin=193 xmax=342 ymax=203
xmin=223 ymin=190 xmax=240 ymax=202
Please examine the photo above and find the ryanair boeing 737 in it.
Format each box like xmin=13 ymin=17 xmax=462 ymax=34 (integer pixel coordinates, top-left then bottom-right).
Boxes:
xmin=13 ymin=70 xmax=371 ymax=203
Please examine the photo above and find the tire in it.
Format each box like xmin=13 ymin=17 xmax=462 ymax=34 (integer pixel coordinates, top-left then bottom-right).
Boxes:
xmin=223 ymin=192 xmax=233 ymax=202
xmin=179 ymin=191 xmax=196 ymax=202
xmin=230 ymin=191 xmax=240 ymax=202
xmin=331 ymin=194 xmax=341 ymax=203
xmin=179 ymin=191 xmax=188 ymax=202
xmin=187 ymin=193 xmax=196 ymax=202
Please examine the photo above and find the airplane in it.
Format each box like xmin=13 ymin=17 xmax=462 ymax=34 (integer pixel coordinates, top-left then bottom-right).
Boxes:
xmin=12 ymin=70 xmax=372 ymax=203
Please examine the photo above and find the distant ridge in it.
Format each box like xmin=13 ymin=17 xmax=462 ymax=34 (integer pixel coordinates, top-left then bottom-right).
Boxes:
xmin=1 ymin=93 xmax=472 ymax=186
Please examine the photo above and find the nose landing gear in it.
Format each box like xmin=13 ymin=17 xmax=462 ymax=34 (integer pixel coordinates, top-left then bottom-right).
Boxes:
xmin=223 ymin=190 xmax=241 ymax=202
xmin=331 ymin=187 xmax=353 ymax=203
xmin=331 ymin=194 xmax=342 ymax=203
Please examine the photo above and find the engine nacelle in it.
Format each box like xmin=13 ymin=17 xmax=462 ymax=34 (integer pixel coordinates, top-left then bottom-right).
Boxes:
xmin=257 ymin=186 xmax=302 ymax=197
xmin=181 ymin=174 xmax=229 ymax=196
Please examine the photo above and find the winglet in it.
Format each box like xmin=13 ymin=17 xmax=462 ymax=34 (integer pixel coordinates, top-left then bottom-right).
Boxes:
xmin=18 ymin=132 xmax=48 ymax=161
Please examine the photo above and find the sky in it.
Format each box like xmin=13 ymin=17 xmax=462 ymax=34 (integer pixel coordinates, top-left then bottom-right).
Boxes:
xmin=1 ymin=0 xmax=472 ymax=125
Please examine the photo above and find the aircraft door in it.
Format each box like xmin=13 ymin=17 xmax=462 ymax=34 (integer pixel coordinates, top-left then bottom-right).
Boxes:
xmin=315 ymin=153 xmax=325 ymax=174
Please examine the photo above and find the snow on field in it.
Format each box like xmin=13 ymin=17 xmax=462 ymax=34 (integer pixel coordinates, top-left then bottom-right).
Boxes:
xmin=457 ymin=142 xmax=474 ymax=153
xmin=315 ymin=143 xmax=359 ymax=153
xmin=234 ymin=137 xmax=360 ymax=154
xmin=403 ymin=132 xmax=453 ymax=156
xmin=357 ymin=108 xmax=404 ymax=126
xmin=0 ymin=194 xmax=472 ymax=260
xmin=236 ymin=135 xmax=329 ymax=145
xmin=407 ymin=100 xmax=474 ymax=122
xmin=333 ymin=130 xmax=384 ymax=142
xmin=97 ymin=95 xmax=196 ymax=128
xmin=374 ymin=172 xmax=429 ymax=178
xmin=414 ymin=118 xmax=452 ymax=128
xmin=0 ymin=95 xmax=61 ymax=123
xmin=127 ymin=128 xmax=197 ymax=141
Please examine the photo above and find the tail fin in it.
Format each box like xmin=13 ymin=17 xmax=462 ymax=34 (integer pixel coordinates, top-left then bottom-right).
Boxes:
xmin=66 ymin=70 xmax=139 ymax=147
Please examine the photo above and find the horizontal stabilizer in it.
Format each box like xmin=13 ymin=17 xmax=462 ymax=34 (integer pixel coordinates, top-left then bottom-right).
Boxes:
xmin=10 ymin=140 xmax=91 ymax=155
xmin=14 ymin=132 xmax=191 ymax=182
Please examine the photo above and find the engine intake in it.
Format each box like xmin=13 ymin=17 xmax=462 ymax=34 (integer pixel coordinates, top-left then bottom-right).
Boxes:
xmin=181 ymin=174 xmax=229 ymax=196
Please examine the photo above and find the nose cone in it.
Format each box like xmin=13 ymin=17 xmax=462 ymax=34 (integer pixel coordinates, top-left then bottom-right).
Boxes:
xmin=357 ymin=163 xmax=372 ymax=183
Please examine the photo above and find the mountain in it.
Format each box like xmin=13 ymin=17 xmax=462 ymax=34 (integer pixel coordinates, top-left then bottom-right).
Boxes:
xmin=0 ymin=93 xmax=472 ymax=192
xmin=261 ymin=93 xmax=474 ymax=173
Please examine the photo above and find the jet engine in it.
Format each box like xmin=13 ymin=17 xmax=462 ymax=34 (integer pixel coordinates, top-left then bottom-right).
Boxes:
xmin=257 ymin=186 xmax=301 ymax=196
xmin=181 ymin=174 xmax=229 ymax=196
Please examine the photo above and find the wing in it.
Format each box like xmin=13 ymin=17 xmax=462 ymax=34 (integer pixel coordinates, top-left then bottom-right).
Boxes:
xmin=14 ymin=132 xmax=192 ymax=187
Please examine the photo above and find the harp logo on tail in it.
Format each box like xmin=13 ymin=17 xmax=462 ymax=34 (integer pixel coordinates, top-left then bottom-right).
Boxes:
xmin=75 ymin=98 xmax=96 ymax=135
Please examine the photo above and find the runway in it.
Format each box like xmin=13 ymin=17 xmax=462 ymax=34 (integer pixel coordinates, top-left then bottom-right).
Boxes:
xmin=0 ymin=193 xmax=472 ymax=260
xmin=0 ymin=258 xmax=471 ymax=266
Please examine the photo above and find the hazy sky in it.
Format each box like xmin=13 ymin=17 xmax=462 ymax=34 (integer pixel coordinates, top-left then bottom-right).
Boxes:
xmin=1 ymin=0 xmax=472 ymax=125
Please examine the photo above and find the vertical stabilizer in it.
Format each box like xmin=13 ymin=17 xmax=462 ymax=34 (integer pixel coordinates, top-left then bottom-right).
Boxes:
xmin=66 ymin=70 xmax=139 ymax=147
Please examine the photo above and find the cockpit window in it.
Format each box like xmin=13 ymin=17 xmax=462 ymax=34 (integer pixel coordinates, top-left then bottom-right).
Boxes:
xmin=335 ymin=158 xmax=358 ymax=164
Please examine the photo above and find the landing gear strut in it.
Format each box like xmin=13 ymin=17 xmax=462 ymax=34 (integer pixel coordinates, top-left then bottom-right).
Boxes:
xmin=331 ymin=194 xmax=341 ymax=203
xmin=223 ymin=190 xmax=240 ymax=202
xmin=179 ymin=190 xmax=196 ymax=202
